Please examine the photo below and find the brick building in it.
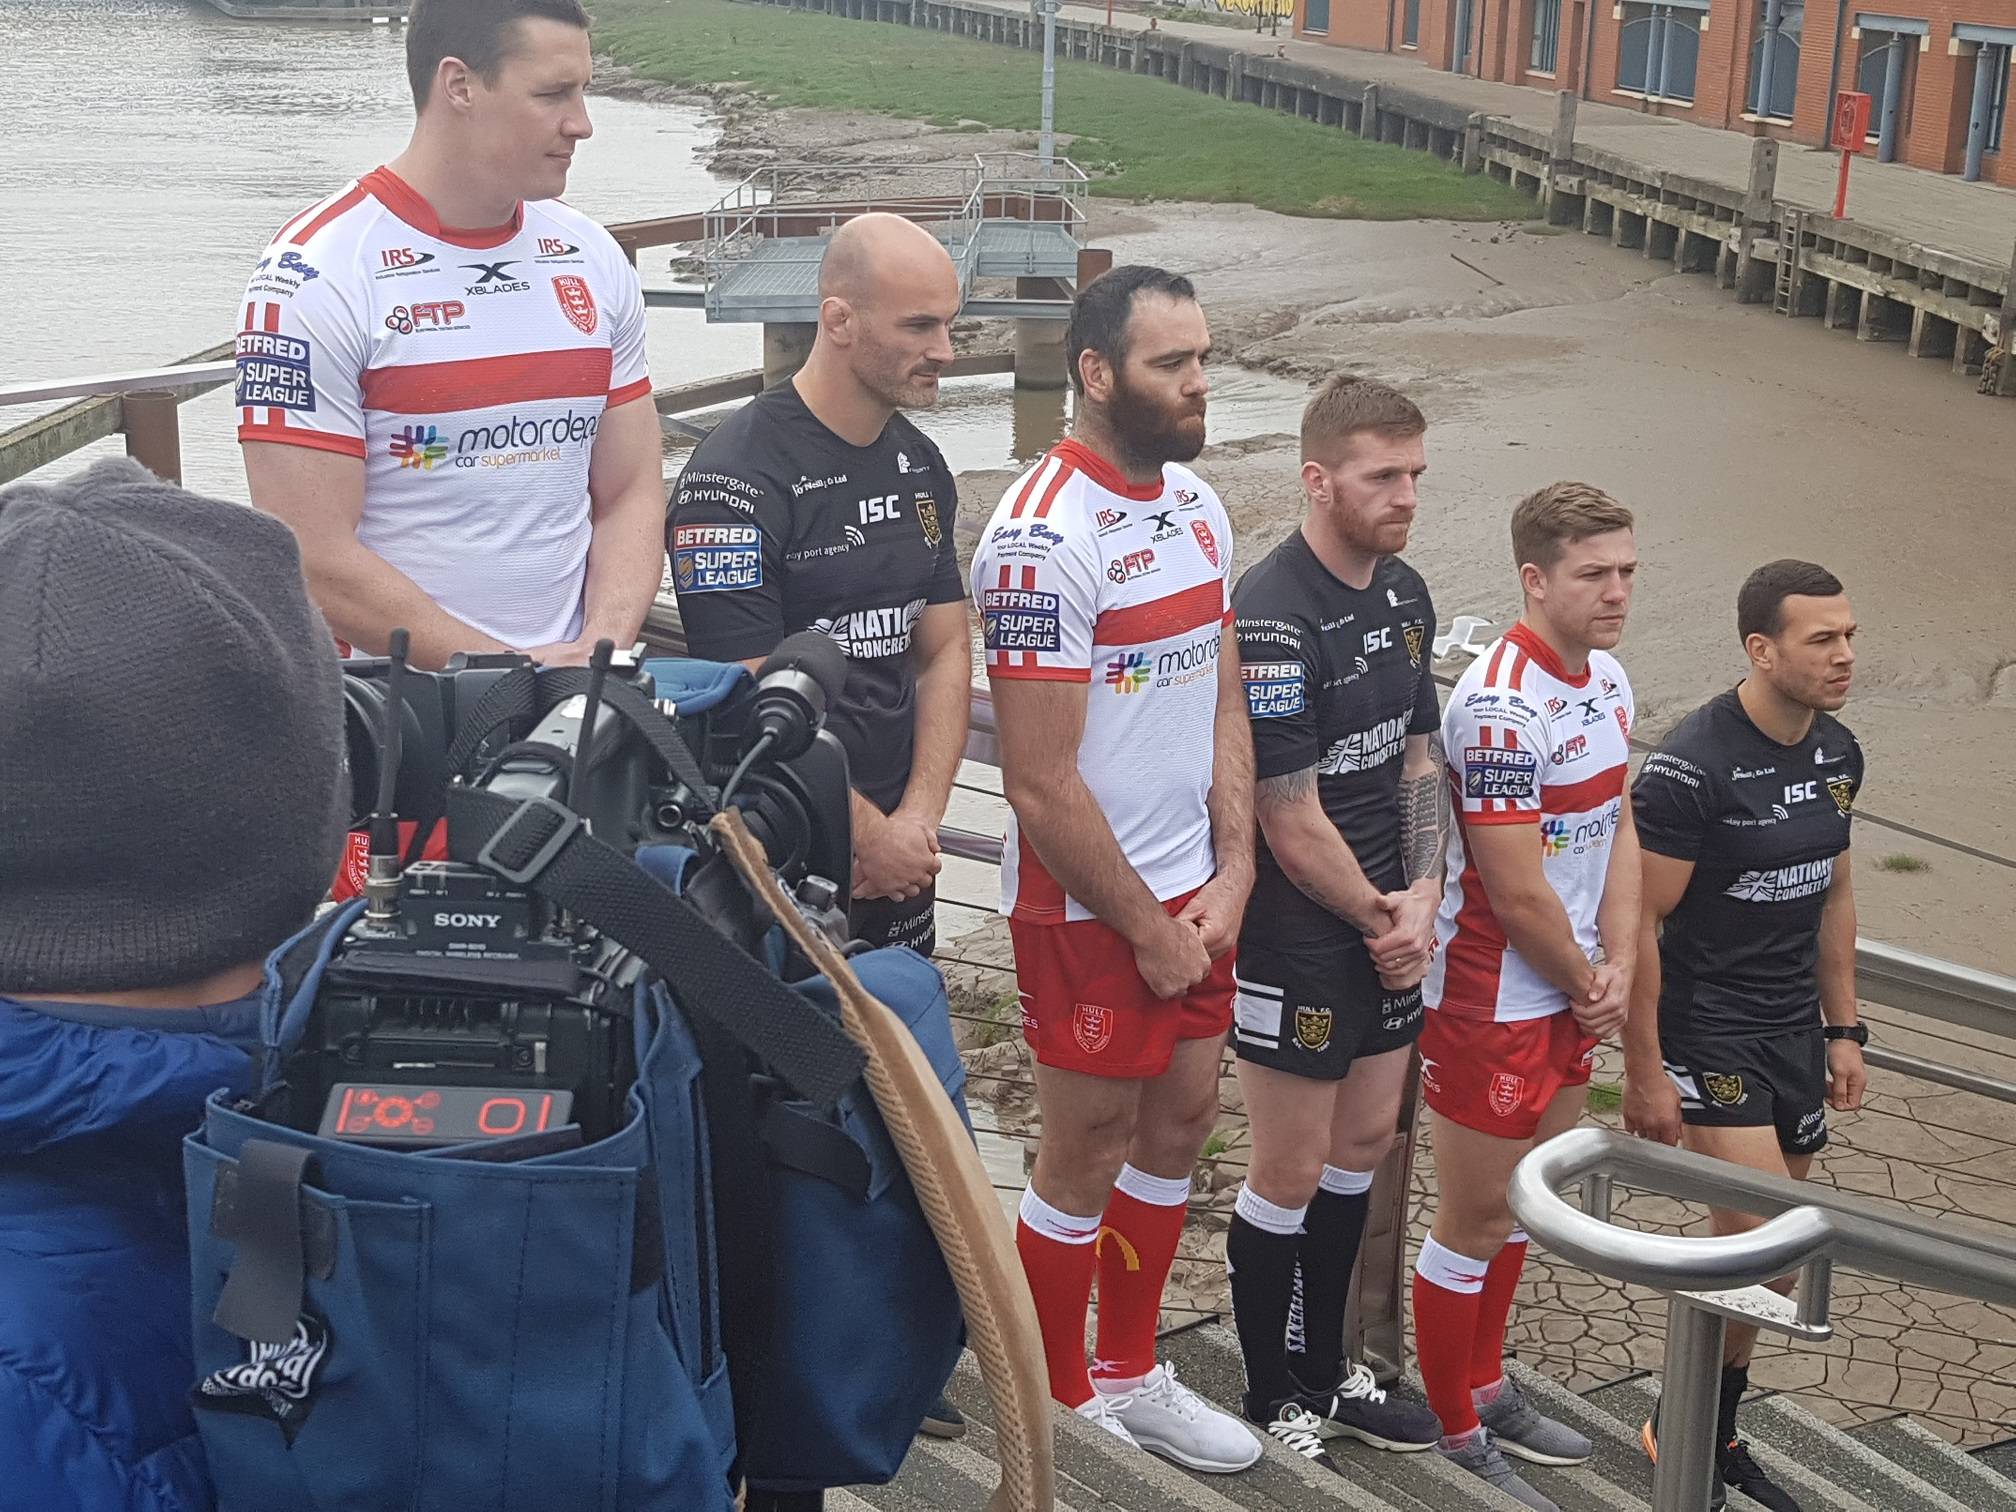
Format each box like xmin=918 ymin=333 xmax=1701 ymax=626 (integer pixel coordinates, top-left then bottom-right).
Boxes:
xmin=1293 ymin=0 xmax=2016 ymax=183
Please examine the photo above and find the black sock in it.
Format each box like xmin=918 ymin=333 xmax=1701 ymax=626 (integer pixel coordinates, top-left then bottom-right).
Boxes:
xmin=1228 ymin=1199 xmax=1305 ymax=1418
xmin=1717 ymin=1362 xmax=1749 ymax=1447
xmin=1294 ymin=1184 xmax=1373 ymax=1389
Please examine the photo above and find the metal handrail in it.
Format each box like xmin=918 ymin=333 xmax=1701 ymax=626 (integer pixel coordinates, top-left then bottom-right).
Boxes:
xmin=1510 ymin=1127 xmax=2016 ymax=1305
xmin=1 ymin=362 xmax=238 ymax=409
xmin=1511 ymin=1126 xmax=2016 ymax=1509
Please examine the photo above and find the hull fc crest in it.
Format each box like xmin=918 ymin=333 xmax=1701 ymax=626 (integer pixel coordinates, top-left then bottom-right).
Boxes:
xmin=1705 ymin=1073 xmax=1746 ymax=1106
xmin=1487 ymin=1072 xmax=1526 ymax=1118
xmin=552 ymin=275 xmax=598 ymax=335
xmin=1294 ymin=1005 xmax=1334 ymax=1051
xmin=1827 ymin=776 xmax=1855 ymax=815
xmin=1403 ymin=624 xmax=1425 ymax=669
xmin=916 ymin=495 xmax=944 ymax=550
xmin=1073 ymin=1002 xmax=1114 ymax=1056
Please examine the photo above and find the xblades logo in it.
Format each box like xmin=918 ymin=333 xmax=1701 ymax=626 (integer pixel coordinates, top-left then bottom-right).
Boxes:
xmin=462 ymin=260 xmax=531 ymax=296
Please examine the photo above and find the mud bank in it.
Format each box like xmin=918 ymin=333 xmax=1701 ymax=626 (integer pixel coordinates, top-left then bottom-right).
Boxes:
xmin=602 ymin=67 xmax=2013 ymax=972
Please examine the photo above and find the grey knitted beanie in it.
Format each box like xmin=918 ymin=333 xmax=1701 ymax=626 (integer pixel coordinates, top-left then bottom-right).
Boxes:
xmin=0 ymin=458 xmax=348 ymax=994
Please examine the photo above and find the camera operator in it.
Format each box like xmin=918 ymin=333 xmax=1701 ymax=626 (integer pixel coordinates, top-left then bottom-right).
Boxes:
xmin=238 ymin=0 xmax=665 ymax=671
xmin=0 ymin=459 xmax=349 ymax=1511
xmin=669 ymin=213 xmax=970 ymax=960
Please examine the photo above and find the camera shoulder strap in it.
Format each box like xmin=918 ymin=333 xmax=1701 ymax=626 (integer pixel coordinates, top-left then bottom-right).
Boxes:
xmin=445 ymin=785 xmax=864 ymax=1111
xmin=444 ymin=667 xmax=719 ymax=821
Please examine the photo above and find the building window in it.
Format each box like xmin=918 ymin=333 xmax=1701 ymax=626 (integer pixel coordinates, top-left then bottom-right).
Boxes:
xmin=1531 ymin=0 xmax=1561 ymax=71
xmin=1304 ymin=0 xmax=1330 ymax=29
xmin=1403 ymin=0 xmax=1421 ymax=44
xmin=1618 ymin=3 xmax=1703 ymax=100
xmin=1745 ymin=0 xmax=1805 ymax=118
xmin=1856 ymin=31 xmax=1915 ymax=136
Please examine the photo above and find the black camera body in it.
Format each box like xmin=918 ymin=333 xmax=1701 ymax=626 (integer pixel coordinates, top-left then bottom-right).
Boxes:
xmin=282 ymin=642 xmax=852 ymax=1152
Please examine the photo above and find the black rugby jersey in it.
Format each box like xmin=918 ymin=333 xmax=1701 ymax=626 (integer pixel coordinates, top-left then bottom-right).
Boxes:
xmin=667 ymin=383 xmax=964 ymax=810
xmin=1632 ymin=688 xmax=1864 ymax=1038
xmin=1234 ymin=532 xmax=1439 ymax=947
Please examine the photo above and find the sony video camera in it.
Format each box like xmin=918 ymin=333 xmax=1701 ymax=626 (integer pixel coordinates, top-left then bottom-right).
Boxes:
xmin=274 ymin=633 xmax=853 ymax=1153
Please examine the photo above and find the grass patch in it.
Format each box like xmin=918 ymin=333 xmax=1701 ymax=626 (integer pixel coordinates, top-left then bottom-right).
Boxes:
xmin=1874 ymin=852 xmax=1930 ymax=874
xmin=1585 ymin=1081 xmax=1622 ymax=1115
xmin=1200 ymin=1130 xmax=1231 ymax=1159
xmin=593 ymin=0 xmax=1535 ymax=220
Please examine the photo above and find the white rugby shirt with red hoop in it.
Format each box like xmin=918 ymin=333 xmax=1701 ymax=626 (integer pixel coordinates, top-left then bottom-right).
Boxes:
xmin=1423 ymin=622 xmax=1634 ymax=1020
xmin=970 ymin=439 xmax=1235 ymax=924
xmin=233 ymin=167 xmax=651 ymax=649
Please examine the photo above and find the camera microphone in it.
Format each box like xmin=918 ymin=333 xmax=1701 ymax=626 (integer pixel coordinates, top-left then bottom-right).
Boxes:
xmin=747 ymin=631 xmax=847 ymax=764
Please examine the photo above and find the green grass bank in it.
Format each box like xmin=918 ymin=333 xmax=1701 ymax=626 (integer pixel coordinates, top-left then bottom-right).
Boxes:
xmin=592 ymin=0 xmax=1535 ymax=220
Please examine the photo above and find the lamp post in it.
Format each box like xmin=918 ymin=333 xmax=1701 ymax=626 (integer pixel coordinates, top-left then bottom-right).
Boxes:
xmin=1039 ymin=0 xmax=1059 ymax=169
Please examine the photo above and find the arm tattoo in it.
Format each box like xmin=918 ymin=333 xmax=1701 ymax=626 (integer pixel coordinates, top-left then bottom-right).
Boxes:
xmin=1257 ymin=766 xmax=1366 ymax=922
xmin=1256 ymin=766 xmax=1317 ymax=813
xmin=1399 ymin=733 xmax=1449 ymax=885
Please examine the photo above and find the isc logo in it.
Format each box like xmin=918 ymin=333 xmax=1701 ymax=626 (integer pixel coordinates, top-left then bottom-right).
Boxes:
xmin=858 ymin=494 xmax=903 ymax=525
xmin=1783 ymin=780 xmax=1818 ymax=805
xmin=1363 ymin=626 xmax=1393 ymax=654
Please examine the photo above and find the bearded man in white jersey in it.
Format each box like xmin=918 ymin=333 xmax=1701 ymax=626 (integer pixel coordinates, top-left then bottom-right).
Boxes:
xmin=1410 ymin=483 xmax=1643 ymax=1511
xmin=237 ymin=0 xmax=665 ymax=672
xmin=972 ymin=266 xmax=1260 ymax=1473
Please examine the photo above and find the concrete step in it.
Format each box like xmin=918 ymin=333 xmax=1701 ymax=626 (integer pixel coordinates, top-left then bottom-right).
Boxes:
xmin=1744 ymin=1393 xmax=1974 ymax=1512
xmin=1850 ymin=1417 xmax=2016 ymax=1509
xmin=1156 ymin=1322 xmax=1533 ymax=1512
xmin=855 ymin=1427 xmax=1095 ymax=1512
xmin=1974 ymin=1439 xmax=2016 ymax=1483
xmin=1493 ymin=1359 xmax=1656 ymax=1512
xmin=1582 ymin=1373 xmax=1887 ymax=1512
xmin=944 ymin=1349 xmax=1264 ymax=1512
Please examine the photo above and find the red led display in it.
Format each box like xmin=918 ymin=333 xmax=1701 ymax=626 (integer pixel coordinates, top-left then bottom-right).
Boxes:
xmin=318 ymin=1083 xmax=574 ymax=1148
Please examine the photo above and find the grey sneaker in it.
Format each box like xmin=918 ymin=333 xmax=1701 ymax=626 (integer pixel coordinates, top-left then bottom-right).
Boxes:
xmin=1437 ymin=1428 xmax=1561 ymax=1511
xmin=1477 ymin=1376 xmax=1593 ymax=1466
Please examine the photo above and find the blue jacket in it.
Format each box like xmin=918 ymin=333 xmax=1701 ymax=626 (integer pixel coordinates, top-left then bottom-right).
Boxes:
xmin=0 ymin=999 xmax=254 ymax=1512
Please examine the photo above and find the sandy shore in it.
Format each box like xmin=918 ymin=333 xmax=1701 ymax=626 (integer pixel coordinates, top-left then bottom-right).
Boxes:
xmin=604 ymin=66 xmax=2016 ymax=975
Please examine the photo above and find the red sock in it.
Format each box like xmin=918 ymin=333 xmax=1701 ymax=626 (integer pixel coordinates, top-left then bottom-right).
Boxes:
xmin=1470 ymin=1232 xmax=1529 ymax=1392
xmin=1089 ymin=1165 xmax=1190 ymax=1388
xmin=1015 ymin=1189 xmax=1103 ymax=1408
xmin=1413 ymin=1236 xmax=1491 ymax=1438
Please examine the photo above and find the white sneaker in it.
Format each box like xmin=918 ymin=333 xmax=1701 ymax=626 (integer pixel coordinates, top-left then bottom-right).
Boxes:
xmin=1074 ymin=1391 xmax=1141 ymax=1448
xmin=1101 ymin=1363 xmax=1262 ymax=1473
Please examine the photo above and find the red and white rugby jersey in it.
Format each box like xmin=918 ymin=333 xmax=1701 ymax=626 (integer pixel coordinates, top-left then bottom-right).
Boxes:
xmin=233 ymin=167 xmax=652 ymax=649
xmin=970 ymin=440 xmax=1235 ymax=924
xmin=1424 ymin=622 xmax=1634 ymax=1022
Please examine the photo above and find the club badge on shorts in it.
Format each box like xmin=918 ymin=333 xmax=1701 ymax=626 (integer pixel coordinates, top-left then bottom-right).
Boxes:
xmin=1294 ymin=1005 xmax=1334 ymax=1051
xmin=1705 ymin=1073 xmax=1746 ymax=1106
xmin=1073 ymin=1002 xmax=1113 ymax=1056
xmin=552 ymin=275 xmax=598 ymax=335
xmin=1488 ymin=1072 xmax=1526 ymax=1118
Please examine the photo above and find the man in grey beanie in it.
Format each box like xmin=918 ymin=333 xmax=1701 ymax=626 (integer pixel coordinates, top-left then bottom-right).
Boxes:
xmin=0 ymin=457 xmax=348 ymax=1512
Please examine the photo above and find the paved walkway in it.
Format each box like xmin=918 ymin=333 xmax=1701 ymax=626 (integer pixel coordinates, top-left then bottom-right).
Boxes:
xmin=1053 ymin=2 xmax=2016 ymax=269
xmin=944 ymin=909 xmax=2016 ymax=1447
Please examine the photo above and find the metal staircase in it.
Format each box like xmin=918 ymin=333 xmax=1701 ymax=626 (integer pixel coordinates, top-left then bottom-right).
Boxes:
xmin=696 ymin=154 xmax=1087 ymax=322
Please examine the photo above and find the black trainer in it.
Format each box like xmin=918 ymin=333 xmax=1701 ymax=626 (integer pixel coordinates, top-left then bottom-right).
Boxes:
xmin=1639 ymin=1408 xmax=1728 ymax=1510
xmin=918 ymin=1392 xmax=966 ymax=1440
xmin=1248 ymin=1361 xmax=1440 ymax=1452
xmin=1720 ymin=1437 xmax=1803 ymax=1511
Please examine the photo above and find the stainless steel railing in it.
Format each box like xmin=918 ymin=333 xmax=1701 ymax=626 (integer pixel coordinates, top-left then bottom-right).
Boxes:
xmin=1510 ymin=1127 xmax=2016 ymax=1511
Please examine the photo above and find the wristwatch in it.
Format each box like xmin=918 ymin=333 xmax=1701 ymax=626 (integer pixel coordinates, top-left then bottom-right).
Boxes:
xmin=1823 ymin=1023 xmax=1870 ymax=1046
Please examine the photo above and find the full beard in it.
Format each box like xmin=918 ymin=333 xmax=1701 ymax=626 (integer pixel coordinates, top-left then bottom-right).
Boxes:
xmin=1107 ymin=376 xmax=1206 ymax=468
